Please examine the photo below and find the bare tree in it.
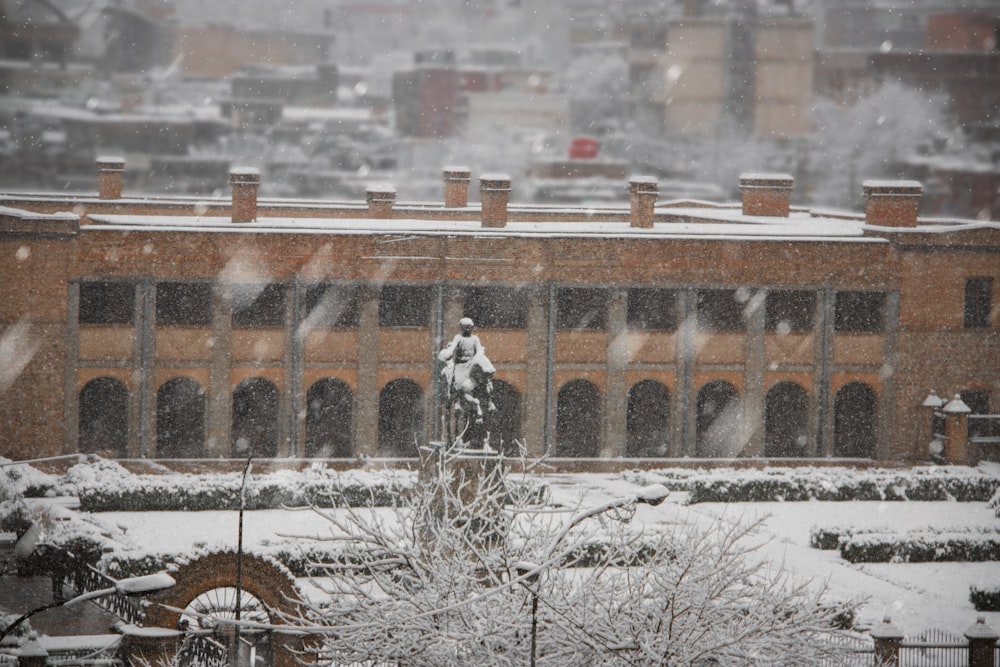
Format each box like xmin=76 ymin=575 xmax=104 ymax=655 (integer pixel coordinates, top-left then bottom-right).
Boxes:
xmin=283 ymin=451 xmax=858 ymax=666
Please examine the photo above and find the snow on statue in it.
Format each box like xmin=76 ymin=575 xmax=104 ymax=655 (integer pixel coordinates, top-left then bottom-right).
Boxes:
xmin=437 ymin=317 xmax=496 ymax=449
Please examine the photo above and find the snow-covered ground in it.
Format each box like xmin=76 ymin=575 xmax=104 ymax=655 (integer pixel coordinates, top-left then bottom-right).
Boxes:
xmin=86 ymin=471 xmax=1000 ymax=638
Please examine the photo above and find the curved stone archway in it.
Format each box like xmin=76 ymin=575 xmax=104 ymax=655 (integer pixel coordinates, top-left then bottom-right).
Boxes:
xmin=143 ymin=552 xmax=313 ymax=667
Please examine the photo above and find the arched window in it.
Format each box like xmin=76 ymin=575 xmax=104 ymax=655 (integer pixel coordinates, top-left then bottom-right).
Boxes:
xmin=156 ymin=378 xmax=206 ymax=458
xmin=305 ymin=379 xmax=353 ymax=457
xmin=490 ymin=379 xmax=522 ymax=456
xmin=79 ymin=377 xmax=128 ymax=457
xmin=232 ymin=378 xmax=280 ymax=458
xmin=765 ymin=382 xmax=809 ymax=457
xmin=626 ymin=380 xmax=671 ymax=457
xmin=378 ymin=379 xmax=423 ymax=457
xmin=696 ymin=381 xmax=741 ymax=457
xmin=556 ymin=380 xmax=601 ymax=457
xmin=834 ymin=382 xmax=877 ymax=458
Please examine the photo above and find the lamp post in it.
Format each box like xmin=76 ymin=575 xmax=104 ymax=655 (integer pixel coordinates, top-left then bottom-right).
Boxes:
xmin=0 ymin=572 xmax=176 ymax=643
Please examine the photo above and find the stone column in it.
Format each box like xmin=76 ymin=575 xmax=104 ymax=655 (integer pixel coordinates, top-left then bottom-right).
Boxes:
xmin=16 ymin=632 xmax=48 ymax=667
xmin=965 ymin=616 xmax=999 ymax=667
xmin=743 ymin=288 xmax=766 ymax=456
xmin=870 ymin=616 xmax=904 ymax=667
xmin=480 ymin=174 xmax=510 ymax=228
xmin=942 ymin=393 xmax=971 ymax=464
xmin=97 ymin=156 xmax=125 ymax=200
xmin=443 ymin=166 xmax=471 ymax=208
xmin=355 ymin=286 xmax=381 ymax=456
xmin=524 ymin=287 xmax=551 ymax=457
xmin=603 ymin=288 xmax=628 ymax=457
xmin=207 ymin=283 xmax=233 ymax=458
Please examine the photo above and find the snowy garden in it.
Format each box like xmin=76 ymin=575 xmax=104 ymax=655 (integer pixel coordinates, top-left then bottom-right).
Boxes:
xmin=3 ymin=455 xmax=1000 ymax=664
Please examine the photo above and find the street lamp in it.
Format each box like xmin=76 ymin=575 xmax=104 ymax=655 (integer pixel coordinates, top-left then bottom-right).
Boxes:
xmin=0 ymin=572 xmax=176 ymax=643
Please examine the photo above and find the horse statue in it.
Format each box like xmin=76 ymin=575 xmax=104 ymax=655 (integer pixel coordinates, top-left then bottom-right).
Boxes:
xmin=437 ymin=321 xmax=496 ymax=450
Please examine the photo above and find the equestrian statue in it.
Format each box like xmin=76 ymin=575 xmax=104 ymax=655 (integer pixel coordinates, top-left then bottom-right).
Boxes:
xmin=437 ymin=317 xmax=496 ymax=450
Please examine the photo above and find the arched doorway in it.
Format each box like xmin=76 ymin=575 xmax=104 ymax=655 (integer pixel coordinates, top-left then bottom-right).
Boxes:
xmin=490 ymin=379 xmax=522 ymax=456
xmin=764 ymin=382 xmax=809 ymax=457
xmin=79 ymin=377 xmax=128 ymax=456
xmin=556 ymin=380 xmax=601 ymax=457
xmin=696 ymin=381 xmax=741 ymax=457
xmin=834 ymin=382 xmax=877 ymax=458
xmin=156 ymin=378 xmax=206 ymax=458
xmin=232 ymin=378 xmax=280 ymax=458
xmin=305 ymin=379 xmax=353 ymax=457
xmin=626 ymin=380 xmax=670 ymax=457
xmin=378 ymin=379 xmax=423 ymax=457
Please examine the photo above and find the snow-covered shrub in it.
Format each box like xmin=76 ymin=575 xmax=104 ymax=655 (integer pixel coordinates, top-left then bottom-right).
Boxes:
xmin=839 ymin=528 xmax=1000 ymax=563
xmin=1 ymin=457 xmax=70 ymax=498
xmin=970 ymin=586 xmax=1000 ymax=612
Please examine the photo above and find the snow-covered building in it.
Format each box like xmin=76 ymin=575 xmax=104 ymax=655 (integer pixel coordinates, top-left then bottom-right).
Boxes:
xmin=0 ymin=166 xmax=997 ymax=466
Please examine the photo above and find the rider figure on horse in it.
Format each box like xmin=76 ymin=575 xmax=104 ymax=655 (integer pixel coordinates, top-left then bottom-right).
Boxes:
xmin=438 ymin=317 xmax=486 ymax=422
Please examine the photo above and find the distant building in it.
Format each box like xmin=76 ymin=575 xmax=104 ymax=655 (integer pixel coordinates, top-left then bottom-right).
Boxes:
xmin=1 ymin=162 xmax=997 ymax=467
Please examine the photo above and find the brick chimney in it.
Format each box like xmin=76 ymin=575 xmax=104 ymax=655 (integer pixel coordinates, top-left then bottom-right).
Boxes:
xmin=739 ymin=173 xmax=794 ymax=217
xmin=443 ymin=166 xmax=471 ymax=208
xmin=480 ymin=174 xmax=510 ymax=228
xmin=96 ymin=156 xmax=125 ymax=200
xmin=229 ymin=167 xmax=260 ymax=223
xmin=366 ymin=184 xmax=396 ymax=219
xmin=629 ymin=176 xmax=658 ymax=228
xmin=863 ymin=180 xmax=922 ymax=228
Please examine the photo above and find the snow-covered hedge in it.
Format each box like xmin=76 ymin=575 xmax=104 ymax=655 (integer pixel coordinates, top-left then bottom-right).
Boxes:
xmin=1 ymin=457 xmax=74 ymax=498
xmin=836 ymin=527 xmax=1000 ymax=563
xmin=69 ymin=460 xmax=414 ymax=511
xmin=682 ymin=467 xmax=1000 ymax=504
xmin=970 ymin=586 xmax=1000 ymax=612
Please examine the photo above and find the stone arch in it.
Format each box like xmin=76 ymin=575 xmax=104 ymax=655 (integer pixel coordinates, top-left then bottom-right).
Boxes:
xmin=695 ymin=380 xmax=741 ymax=458
xmin=79 ymin=377 xmax=128 ymax=457
xmin=232 ymin=377 xmax=280 ymax=458
xmin=626 ymin=380 xmax=671 ymax=458
xmin=156 ymin=377 xmax=206 ymax=458
xmin=490 ymin=379 xmax=522 ymax=456
xmin=143 ymin=552 xmax=308 ymax=667
xmin=378 ymin=378 xmax=423 ymax=457
xmin=556 ymin=379 xmax=602 ymax=458
xmin=834 ymin=382 xmax=878 ymax=458
xmin=764 ymin=381 xmax=809 ymax=458
xmin=305 ymin=378 xmax=353 ymax=457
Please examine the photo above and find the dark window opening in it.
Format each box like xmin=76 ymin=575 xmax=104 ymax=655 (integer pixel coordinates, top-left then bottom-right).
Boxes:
xmin=232 ymin=378 xmax=279 ymax=458
xmin=304 ymin=284 xmax=360 ymax=328
xmin=834 ymin=292 xmax=885 ymax=333
xmin=463 ymin=286 xmax=528 ymax=329
xmin=833 ymin=383 xmax=877 ymax=458
xmin=156 ymin=378 xmax=206 ymax=458
xmin=626 ymin=380 xmax=670 ymax=457
xmin=79 ymin=281 xmax=134 ymax=325
xmin=490 ymin=380 xmax=522 ymax=456
xmin=627 ymin=289 xmax=678 ymax=331
xmin=964 ymin=278 xmax=992 ymax=329
xmin=962 ymin=390 xmax=993 ymax=440
xmin=766 ymin=290 xmax=815 ymax=333
xmin=233 ymin=283 xmax=286 ymax=328
xmin=306 ymin=379 xmax=353 ymax=457
xmin=556 ymin=380 xmax=601 ymax=457
xmin=696 ymin=381 xmax=741 ymax=457
xmin=764 ymin=382 xmax=809 ymax=457
xmin=79 ymin=378 xmax=128 ymax=457
xmin=556 ymin=288 xmax=607 ymax=330
xmin=379 ymin=285 xmax=432 ymax=328
xmin=157 ymin=282 xmax=212 ymax=326
xmin=378 ymin=379 xmax=423 ymax=456
xmin=697 ymin=289 xmax=746 ymax=332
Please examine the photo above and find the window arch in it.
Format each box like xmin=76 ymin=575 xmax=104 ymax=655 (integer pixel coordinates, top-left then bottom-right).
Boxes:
xmin=834 ymin=382 xmax=877 ymax=458
xmin=764 ymin=382 xmax=809 ymax=458
xmin=305 ymin=379 xmax=353 ymax=457
xmin=556 ymin=380 xmax=601 ymax=457
xmin=626 ymin=380 xmax=670 ymax=457
xmin=696 ymin=381 xmax=741 ymax=458
xmin=490 ymin=379 xmax=522 ymax=456
xmin=156 ymin=377 xmax=206 ymax=458
xmin=378 ymin=379 xmax=423 ymax=457
xmin=79 ymin=377 xmax=128 ymax=457
xmin=232 ymin=378 xmax=280 ymax=458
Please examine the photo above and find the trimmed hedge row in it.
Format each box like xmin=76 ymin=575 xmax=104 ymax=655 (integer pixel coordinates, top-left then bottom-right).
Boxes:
xmin=687 ymin=470 xmax=1000 ymax=504
xmin=839 ymin=531 xmax=1000 ymax=563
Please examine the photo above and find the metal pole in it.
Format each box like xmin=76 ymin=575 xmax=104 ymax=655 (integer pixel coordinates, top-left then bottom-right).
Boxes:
xmin=232 ymin=455 xmax=252 ymax=666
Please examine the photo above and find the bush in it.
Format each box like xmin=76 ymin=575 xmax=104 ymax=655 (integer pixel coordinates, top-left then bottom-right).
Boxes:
xmin=839 ymin=529 xmax=1000 ymax=563
xmin=970 ymin=586 xmax=1000 ymax=612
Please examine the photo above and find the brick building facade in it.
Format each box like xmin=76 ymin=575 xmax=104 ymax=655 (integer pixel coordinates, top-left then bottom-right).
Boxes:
xmin=1 ymin=166 xmax=997 ymax=466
